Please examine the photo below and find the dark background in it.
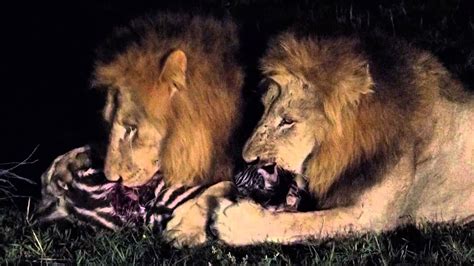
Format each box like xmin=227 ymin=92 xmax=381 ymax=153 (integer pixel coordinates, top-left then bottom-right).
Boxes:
xmin=2 ymin=0 xmax=473 ymax=199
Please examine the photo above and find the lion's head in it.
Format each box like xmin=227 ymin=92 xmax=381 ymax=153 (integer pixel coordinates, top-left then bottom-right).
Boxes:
xmin=95 ymin=49 xmax=184 ymax=187
xmin=243 ymin=33 xmax=411 ymax=197
xmin=93 ymin=14 xmax=243 ymax=187
xmin=242 ymin=74 xmax=321 ymax=173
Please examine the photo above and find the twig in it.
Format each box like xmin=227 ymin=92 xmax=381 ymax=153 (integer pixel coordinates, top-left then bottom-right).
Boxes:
xmin=3 ymin=145 xmax=40 ymax=172
xmin=2 ymin=171 xmax=36 ymax=185
xmin=0 ymin=146 xmax=39 ymax=200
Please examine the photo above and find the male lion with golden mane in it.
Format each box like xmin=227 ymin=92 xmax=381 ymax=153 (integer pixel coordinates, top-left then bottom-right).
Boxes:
xmin=93 ymin=13 xmax=244 ymax=245
xmin=210 ymin=32 xmax=474 ymax=246
xmin=94 ymin=13 xmax=243 ymax=188
xmin=37 ymin=13 xmax=243 ymax=246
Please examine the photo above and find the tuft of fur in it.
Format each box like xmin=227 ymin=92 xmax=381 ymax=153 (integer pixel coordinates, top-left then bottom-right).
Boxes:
xmin=93 ymin=13 xmax=244 ymax=186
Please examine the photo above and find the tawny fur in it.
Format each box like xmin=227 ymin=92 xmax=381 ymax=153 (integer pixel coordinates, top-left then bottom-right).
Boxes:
xmin=257 ymin=33 xmax=471 ymax=199
xmin=93 ymin=13 xmax=244 ymax=187
xmin=210 ymin=32 xmax=473 ymax=246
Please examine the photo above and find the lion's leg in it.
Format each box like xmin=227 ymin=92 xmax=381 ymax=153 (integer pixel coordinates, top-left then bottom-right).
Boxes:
xmin=214 ymin=152 xmax=415 ymax=246
xmin=164 ymin=181 xmax=236 ymax=247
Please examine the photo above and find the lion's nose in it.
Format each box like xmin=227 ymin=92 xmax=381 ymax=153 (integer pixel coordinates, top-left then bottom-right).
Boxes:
xmin=106 ymin=174 xmax=121 ymax=182
xmin=104 ymin=168 xmax=121 ymax=182
xmin=243 ymin=154 xmax=260 ymax=164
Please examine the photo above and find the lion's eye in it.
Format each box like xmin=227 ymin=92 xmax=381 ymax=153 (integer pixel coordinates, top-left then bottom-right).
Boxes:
xmin=125 ymin=125 xmax=138 ymax=138
xmin=279 ymin=117 xmax=295 ymax=127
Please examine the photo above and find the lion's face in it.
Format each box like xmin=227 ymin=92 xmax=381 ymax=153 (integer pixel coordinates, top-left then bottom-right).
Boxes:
xmin=102 ymin=89 xmax=164 ymax=187
xmin=98 ymin=50 xmax=187 ymax=187
xmin=243 ymin=74 xmax=328 ymax=173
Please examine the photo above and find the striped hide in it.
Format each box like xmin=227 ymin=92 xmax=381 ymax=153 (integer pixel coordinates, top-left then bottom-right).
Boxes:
xmin=35 ymin=146 xmax=206 ymax=231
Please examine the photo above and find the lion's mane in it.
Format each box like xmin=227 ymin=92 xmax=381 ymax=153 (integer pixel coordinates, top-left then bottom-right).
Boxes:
xmin=260 ymin=32 xmax=469 ymax=202
xmin=93 ymin=13 xmax=244 ymax=186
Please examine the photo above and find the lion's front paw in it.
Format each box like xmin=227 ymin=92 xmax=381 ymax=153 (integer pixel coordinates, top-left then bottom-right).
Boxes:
xmin=164 ymin=199 xmax=208 ymax=248
xmin=213 ymin=199 xmax=272 ymax=246
xmin=163 ymin=181 xmax=238 ymax=248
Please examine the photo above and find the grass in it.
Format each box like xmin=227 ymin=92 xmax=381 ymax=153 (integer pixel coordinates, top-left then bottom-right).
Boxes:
xmin=2 ymin=0 xmax=474 ymax=264
xmin=1 ymin=205 xmax=473 ymax=264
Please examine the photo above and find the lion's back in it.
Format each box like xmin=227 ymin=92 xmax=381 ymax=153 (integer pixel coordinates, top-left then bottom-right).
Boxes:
xmin=365 ymin=37 xmax=474 ymax=223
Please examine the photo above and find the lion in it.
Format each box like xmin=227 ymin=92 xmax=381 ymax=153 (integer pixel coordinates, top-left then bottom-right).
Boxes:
xmin=210 ymin=32 xmax=474 ymax=246
xmin=85 ymin=13 xmax=242 ymax=245
xmin=93 ymin=13 xmax=243 ymax=188
xmin=93 ymin=13 xmax=244 ymax=245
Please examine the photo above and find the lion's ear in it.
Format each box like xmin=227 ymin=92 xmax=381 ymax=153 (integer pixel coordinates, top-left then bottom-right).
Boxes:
xmin=324 ymin=63 xmax=374 ymax=134
xmin=337 ymin=63 xmax=374 ymax=104
xmin=159 ymin=49 xmax=187 ymax=90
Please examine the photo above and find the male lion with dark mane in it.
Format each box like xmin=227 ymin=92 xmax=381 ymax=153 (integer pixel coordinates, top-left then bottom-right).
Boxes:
xmin=210 ymin=32 xmax=474 ymax=246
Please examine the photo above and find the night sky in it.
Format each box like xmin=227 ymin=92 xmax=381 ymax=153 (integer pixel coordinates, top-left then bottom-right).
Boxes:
xmin=3 ymin=3 xmax=127 ymax=196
